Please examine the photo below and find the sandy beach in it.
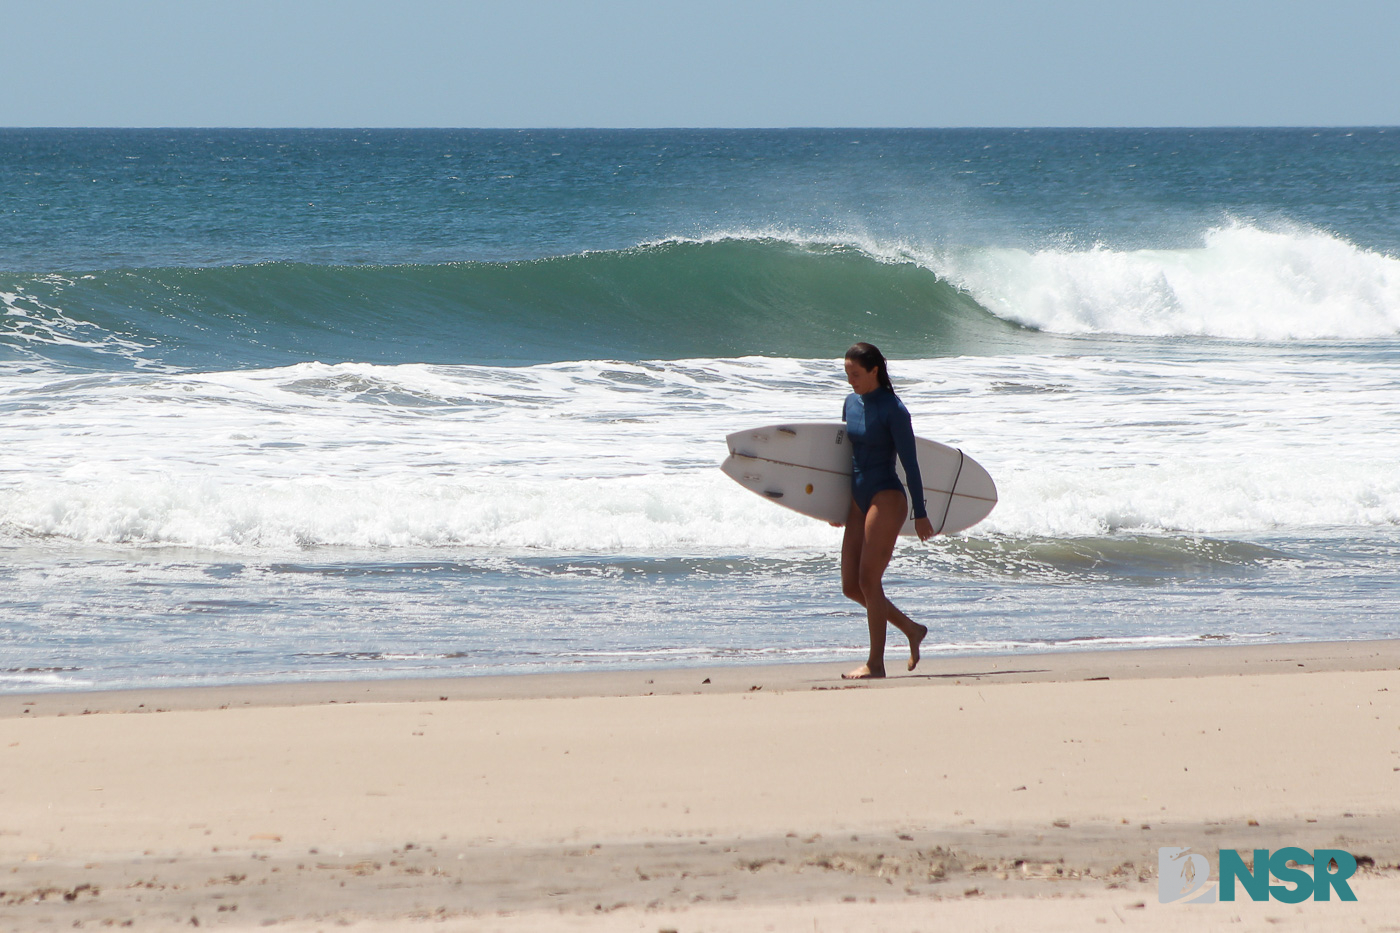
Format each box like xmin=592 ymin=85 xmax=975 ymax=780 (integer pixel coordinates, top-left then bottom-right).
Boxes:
xmin=4 ymin=640 xmax=1400 ymax=931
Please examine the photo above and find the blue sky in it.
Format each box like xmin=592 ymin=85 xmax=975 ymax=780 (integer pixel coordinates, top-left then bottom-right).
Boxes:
xmin=4 ymin=0 xmax=1397 ymax=127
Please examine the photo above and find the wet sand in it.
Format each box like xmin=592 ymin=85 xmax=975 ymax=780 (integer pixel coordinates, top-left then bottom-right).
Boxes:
xmin=3 ymin=640 xmax=1400 ymax=931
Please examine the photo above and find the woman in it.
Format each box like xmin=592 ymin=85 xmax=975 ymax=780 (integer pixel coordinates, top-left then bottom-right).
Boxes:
xmin=837 ymin=343 xmax=934 ymax=679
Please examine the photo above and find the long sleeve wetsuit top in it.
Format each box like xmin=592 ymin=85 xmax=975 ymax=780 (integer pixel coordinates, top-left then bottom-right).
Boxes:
xmin=842 ymin=387 xmax=927 ymax=519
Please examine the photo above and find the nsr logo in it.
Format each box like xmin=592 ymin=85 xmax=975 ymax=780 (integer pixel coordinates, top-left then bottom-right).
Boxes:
xmin=1159 ymin=847 xmax=1358 ymax=904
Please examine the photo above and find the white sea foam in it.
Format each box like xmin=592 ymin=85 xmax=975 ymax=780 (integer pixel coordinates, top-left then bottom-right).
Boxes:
xmin=1 ymin=280 xmax=150 ymax=361
xmin=0 ymin=670 xmax=91 ymax=689
xmin=2 ymin=353 xmax=1398 ymax=552
xmin=937 ymin=224 xmax=1400 ymax=340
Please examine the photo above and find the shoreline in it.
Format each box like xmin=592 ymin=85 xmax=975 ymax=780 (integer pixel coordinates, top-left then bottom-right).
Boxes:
xmin=4 ymin=637 xmax=1399 ymax=930
xmin=5 ymin=637 xmax=1400 ymax=718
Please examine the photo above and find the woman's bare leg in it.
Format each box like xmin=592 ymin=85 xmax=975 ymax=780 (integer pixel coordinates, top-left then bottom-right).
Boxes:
xmin=839 ymin=499 xmax=867 ymax=608
xmin=842 ymin=490 xmax=926 ymax=679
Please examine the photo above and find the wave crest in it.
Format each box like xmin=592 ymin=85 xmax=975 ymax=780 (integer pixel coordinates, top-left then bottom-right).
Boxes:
xmin=4 ymin=225 xmax=1397 ymax=373
xmin=0 ymin=239 xmax=1018 ymax=371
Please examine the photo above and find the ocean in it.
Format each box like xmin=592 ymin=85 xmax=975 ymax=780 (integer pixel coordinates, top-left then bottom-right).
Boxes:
xmin=2 ymin=127 xmax=1398 ymax=692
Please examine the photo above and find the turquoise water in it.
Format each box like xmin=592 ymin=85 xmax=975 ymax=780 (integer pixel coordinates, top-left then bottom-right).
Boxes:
xmin=2 ymin=128 xmax=1398 ymax=691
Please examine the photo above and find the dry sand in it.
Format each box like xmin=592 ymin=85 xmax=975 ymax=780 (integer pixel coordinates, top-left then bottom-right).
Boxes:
xmin=3 ymin=640 xmax=1400 ymax=931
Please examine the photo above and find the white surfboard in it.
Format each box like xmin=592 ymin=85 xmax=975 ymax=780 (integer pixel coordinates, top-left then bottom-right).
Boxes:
xmin=720 ymin=422 xmax=997 ymax=536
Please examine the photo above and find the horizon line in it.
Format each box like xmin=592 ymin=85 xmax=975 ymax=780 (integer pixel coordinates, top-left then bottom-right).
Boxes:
xmin=3 ymin=124 xmax=1398 ymax=132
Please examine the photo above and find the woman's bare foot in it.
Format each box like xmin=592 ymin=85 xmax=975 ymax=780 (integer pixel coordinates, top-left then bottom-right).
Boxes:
xmin=908 ymin=623 xmax=927 ymax=672
xmin=842 ymin=663 xmax=885 ymax=680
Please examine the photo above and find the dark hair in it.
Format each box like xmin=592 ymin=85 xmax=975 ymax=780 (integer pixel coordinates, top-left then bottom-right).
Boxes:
xmin=845 ymin=342 xmax=893 ymax=391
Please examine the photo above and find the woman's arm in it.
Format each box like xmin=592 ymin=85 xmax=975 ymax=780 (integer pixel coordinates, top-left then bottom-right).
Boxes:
xmin=890 ymin=400 xmax=934 ymax=539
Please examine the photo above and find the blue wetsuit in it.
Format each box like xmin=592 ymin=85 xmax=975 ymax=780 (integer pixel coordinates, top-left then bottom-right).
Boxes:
xmin=843 ymin=387 xmax=927 ymax=519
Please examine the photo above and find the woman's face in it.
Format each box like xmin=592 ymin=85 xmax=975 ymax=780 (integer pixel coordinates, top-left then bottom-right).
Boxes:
xmin=844 ymin=357 xmax=880 ymax=395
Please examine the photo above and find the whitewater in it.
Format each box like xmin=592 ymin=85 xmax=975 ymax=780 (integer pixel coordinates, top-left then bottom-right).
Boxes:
xmin=2 ymin=127 xmax=1398 ymax=692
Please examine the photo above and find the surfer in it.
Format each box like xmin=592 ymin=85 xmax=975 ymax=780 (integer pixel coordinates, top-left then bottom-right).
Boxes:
xmin=837 ymin=342 xmax=935 ymax=679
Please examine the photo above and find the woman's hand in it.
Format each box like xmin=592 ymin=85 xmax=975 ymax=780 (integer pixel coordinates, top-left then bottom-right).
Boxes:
xmin=914 ymin=517 xmax=936 ymax=541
